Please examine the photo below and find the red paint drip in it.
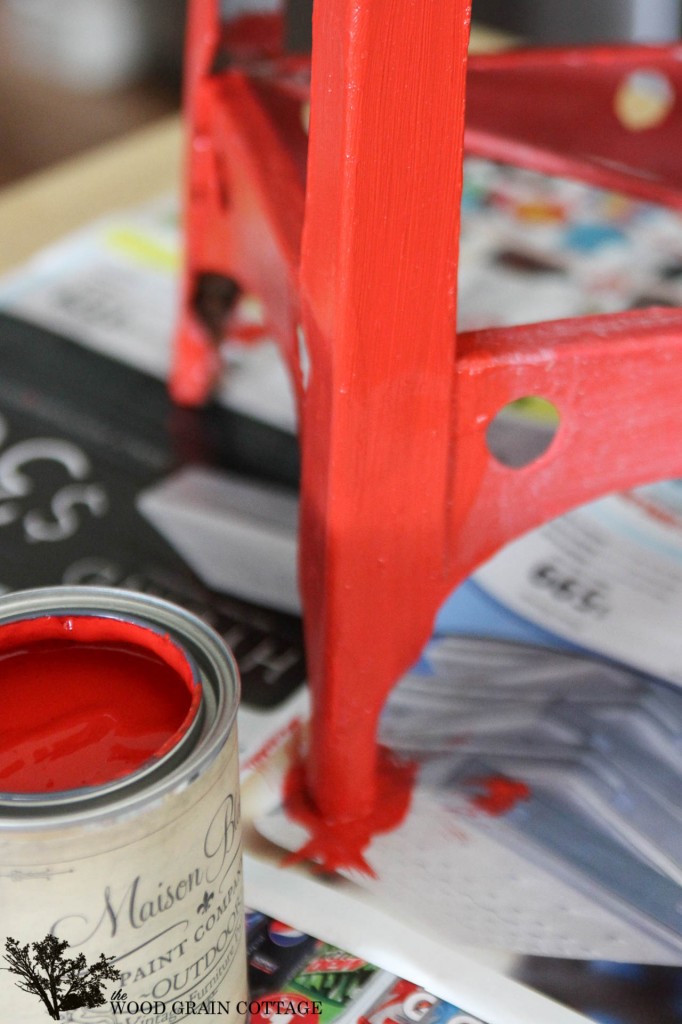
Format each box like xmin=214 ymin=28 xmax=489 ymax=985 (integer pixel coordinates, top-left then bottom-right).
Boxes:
xmin=243 ymin=716 xmax=301 ymax=775
xmin=0 ymin=616 xmax=200 ymax=794
xmin=283 ymin=747 xmax=416 ymax=875
xmin=469 ymin=775 xmax=531 ymax=816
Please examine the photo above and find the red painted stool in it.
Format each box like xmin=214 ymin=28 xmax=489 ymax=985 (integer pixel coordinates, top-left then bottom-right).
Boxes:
xmin=171 ymin=0 xmax=682 ymax=845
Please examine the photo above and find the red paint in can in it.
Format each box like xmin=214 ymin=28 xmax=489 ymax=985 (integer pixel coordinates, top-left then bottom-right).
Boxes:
xmin=0 ymin=615 xmax=202 ymax=793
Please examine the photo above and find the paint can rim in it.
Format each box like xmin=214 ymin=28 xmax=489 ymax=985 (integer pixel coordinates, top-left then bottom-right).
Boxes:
xmin=0 ymin=585 xmax=240 ymax=828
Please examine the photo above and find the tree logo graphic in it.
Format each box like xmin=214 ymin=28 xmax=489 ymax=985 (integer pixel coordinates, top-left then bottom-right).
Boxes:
xmin=3 ymin=933 xmax=119 ymax=1020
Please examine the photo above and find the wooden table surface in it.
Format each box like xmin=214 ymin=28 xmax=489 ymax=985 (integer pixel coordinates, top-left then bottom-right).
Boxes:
xmin=0 ymin=115 xmax=182 ymax=275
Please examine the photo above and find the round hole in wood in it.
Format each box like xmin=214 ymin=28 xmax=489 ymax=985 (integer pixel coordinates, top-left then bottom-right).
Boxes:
xmin=614 ymin=69 xmax=675 ymax=131
xmin=486 ymin=396 xmax=560 ymax=468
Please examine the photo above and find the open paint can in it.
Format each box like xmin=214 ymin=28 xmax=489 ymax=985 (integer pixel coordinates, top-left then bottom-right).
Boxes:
xmin=0 ymin=586 xmax=247 ymax=1022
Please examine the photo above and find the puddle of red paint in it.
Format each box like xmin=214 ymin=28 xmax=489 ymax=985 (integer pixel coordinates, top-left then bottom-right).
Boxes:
xmin=283 ymin=747 xmax=416 ymax=875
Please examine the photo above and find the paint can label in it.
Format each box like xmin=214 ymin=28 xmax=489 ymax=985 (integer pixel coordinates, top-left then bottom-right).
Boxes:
xmin=0 ymin=735 xmax=246 ymax=1022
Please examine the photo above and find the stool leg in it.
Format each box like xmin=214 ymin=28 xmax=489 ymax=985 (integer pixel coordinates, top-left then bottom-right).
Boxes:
xmin=171 ymin=0 xmax=225 ymax=406
xmin=298 ymin=0 xmax=472 ymax=821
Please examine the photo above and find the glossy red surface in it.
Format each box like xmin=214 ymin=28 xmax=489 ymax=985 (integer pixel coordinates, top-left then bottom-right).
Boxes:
xmin=0 ymin=616 xmax=200 ymax=794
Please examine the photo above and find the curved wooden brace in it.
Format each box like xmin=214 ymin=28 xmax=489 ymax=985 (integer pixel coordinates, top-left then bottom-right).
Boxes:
xmin=302 ymin=308 xmax=682 ymax=819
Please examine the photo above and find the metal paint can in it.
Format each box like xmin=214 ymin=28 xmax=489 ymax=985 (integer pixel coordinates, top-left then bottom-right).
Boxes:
xmin=0 ymin=586 xmax=247 ymax=1023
